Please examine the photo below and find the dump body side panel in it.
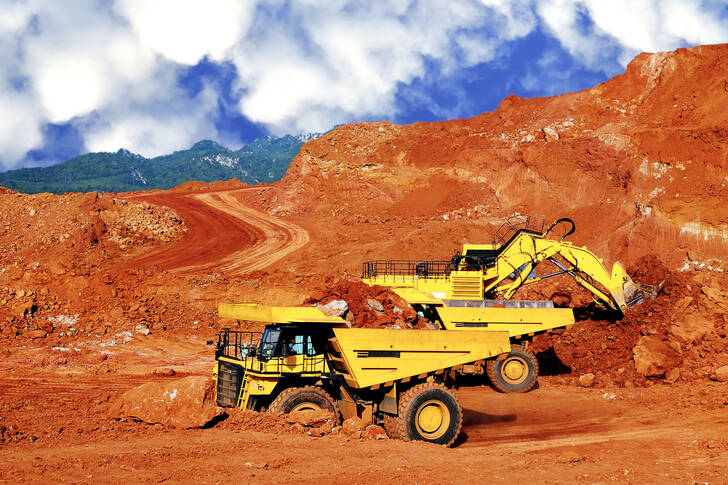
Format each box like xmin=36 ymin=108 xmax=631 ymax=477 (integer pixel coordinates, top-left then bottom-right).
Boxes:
xmin=435 ymin=306 xmax=575 ymax=335
xmin=218 ymin=302 xmax=348 ymax=325
xmin=328 ymin=328 xmax=511 ymax=388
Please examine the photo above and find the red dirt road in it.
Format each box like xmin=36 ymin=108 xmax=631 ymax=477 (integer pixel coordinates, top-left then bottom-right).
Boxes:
xmin=1 ymin=352 xmax=726 ymax=484
xmin=122 ymin=188 xmax=309 ymax=275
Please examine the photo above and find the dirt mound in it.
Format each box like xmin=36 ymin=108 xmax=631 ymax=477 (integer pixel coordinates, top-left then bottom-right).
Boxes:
xmin=532 ymin=267 xmax=728 ymax=387
xmin=0 ymin=191 xmax=186 ymax=266
xmin=110 ymin=376 xmax=222 ymax=428
xmin=103 ymin=198 xmax=187 ymax=249
xmin=219 ymin=408 xmax=339 ymax=437
xmin=218 ymin=408 xmax=387 ymax=440
xmin=304 ymin=279 xmax=421 ymax=328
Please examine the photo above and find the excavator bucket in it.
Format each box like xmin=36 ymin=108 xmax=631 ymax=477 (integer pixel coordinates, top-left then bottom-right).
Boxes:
xmin=622 ymin=281 xmax=658 ymax=308
xmin=611 ymin=263 xmax=657 ymax=309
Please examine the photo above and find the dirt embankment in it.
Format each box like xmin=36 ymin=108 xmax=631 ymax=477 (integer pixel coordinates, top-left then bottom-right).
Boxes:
xmin=258 ymin=43 xmax=728 ymax=276
xmin=532 ymin=257 xmax=728 ymax=387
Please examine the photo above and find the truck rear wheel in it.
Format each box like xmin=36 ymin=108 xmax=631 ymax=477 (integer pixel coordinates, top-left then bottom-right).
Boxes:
xmin=389 ymin=382 xmax=462 ymax=447
xmin=268 ymin=386 xmax=341 ymax=423
xmin=487 ymin=345 xmax=538 ymax=393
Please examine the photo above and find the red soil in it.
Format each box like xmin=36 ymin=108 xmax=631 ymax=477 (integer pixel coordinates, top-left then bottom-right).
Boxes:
xmin=2 ymin=44 xmax=728 ymax=481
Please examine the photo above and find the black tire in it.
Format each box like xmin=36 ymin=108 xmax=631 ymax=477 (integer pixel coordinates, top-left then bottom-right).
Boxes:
xmin=487 ymin=345 xmax=539 ymax=393
xmin=268 ymin=386 xmax=341 ymax=424
xmin=381 ymin=413 xmax=405 ymax=441
xmin=389 ymin=382 xmax=462 ymax=447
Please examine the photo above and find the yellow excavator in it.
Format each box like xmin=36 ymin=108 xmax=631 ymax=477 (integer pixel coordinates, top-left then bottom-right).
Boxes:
xmin=363 ymin=215 xmax=654 ymax=311
xmin=360 ymin=215 xmax=656 ymax=391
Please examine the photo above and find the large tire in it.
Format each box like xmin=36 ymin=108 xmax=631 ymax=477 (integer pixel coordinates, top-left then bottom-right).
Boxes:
xmin=381 ymin=413 xmax=405 ymax=441
xmin=268 ymin=386 xmax=341 ymax=423
xmin=387 ymin=382 xmax=462 ymax=447
xmin=487 ymin=345 xmax=539 ymax=393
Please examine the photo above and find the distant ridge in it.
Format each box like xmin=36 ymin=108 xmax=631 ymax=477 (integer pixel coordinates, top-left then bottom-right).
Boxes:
xmin=0 ymin=133 xmax=319 ymax=194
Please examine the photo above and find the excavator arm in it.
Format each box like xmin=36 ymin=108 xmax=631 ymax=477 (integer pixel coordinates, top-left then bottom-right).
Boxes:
xmin=476 ymin=219 xmax=656 ymax=313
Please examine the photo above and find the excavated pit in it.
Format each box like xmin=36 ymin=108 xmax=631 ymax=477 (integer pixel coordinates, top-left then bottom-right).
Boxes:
xmin=2 ymin=43 xmax=728 ymax=482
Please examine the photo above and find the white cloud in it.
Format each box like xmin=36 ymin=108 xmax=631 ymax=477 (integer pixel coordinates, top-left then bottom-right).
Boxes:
xmin=115 ymin=0 xmax=256 ymax=65
xmin=82 ymin=82 xmax=220 ymax=157
xmin=539 ymin=0 xmax=728 ymax=69
xmin=0 ymin=92 xmax=43 ymax=167
xmin=0 ymin=1 xmax=33 ymax=35
xmin=231 ymin=0 xmax=514 ymax=134
xmin=479 ymin=0 xmax=538 ymax=40
xmin=661 ymin=0 xmax=728 ymax=46
xmin=0 ymin=0 xmax=727 ymax=170
xmin=536 ymin=0 xmax=621 ymax=71
xmin=0 ymin=0 xmax=223 ymax=165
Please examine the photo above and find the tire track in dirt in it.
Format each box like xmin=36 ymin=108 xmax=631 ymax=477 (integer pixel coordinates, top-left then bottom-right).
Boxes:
xmin=121 ymin=188 xmax=309 ymax=275
xmin=184 ymin=191 xmax=309 ymax=274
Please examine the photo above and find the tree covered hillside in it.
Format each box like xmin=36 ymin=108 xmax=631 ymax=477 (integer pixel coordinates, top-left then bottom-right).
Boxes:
xmin=0 ymin=134 xmax=317 ymax=194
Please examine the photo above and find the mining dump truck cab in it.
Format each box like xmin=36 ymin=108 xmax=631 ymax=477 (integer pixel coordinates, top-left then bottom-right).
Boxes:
xmin=214 ymin=324 xmax=335 ymax=412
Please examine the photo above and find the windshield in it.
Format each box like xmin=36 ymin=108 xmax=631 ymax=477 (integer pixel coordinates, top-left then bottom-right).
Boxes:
xmin=258 ymin=327 xmax=281 ymax=360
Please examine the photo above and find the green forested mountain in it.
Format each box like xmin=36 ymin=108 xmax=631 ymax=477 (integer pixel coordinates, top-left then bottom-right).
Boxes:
xmin=0 ymin=134 xmax=317 ymax=194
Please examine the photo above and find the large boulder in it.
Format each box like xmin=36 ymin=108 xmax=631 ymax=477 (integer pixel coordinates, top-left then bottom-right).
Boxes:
xmin=578 ymin=373 xmax=596 ymax=388
xmin=342 ymin=416 xmax=368 ymax=438
xmin=316 ymin=300 xmax=348 ymax=317
xmin=361 ymin=424 xmax=388 ymax=440
xmin=711 ymin=365 xmax=728 ymax=382
xmin=109 ymin=376 xmax=222 ymax=428
xmin=633 ymin=336 xmax=682 ymax=377
xmin=670 ymin=316 xmax=714 ymax=343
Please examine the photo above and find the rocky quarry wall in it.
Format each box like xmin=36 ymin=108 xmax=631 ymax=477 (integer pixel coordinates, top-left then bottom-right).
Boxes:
xmin=258 ymin=44 xmax=728 ymax=386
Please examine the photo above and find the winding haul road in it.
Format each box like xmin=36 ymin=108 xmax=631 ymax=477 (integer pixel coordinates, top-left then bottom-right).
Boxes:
xmin=122 ymin=188 xmax=309 ymax=275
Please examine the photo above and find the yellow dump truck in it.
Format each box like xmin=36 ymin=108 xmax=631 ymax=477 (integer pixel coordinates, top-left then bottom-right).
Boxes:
xmin=213 ymin=302 xmax=513 ymax=446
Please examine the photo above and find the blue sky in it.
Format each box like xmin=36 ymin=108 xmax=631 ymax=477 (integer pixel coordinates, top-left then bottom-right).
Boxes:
xmin=1 ymin=0 xmax=727 ymax=171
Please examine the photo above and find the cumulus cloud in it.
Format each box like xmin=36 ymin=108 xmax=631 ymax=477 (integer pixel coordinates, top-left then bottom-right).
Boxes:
xmin=0 ymin=0 xmax=727 ymax=170
xmin=232 ymin=0 xmax=521 ymax=134
xmin=539 ymin=0 xmax=728 ymax=69
xmin=115 ymin=0 xmax=256 ymax=65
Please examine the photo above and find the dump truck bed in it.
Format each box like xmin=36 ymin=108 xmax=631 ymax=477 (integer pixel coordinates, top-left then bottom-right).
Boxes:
xmin=327 ymin=328 xmax=511 ymax=388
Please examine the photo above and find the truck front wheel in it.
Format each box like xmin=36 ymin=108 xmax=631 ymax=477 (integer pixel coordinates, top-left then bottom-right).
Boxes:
xmin=487 ymin=345 xmax=539 ymax=393
xmin=268 ymin=386 xmax=341 ymax=423
xmin=390 ymin=382 xmax=462 ymax=447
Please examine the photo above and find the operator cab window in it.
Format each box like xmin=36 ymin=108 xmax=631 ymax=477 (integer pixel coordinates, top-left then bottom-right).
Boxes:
xmin=259 ymin=326 xmax=281 ymax=359
xmin=258 ymin=325 xmax=330 ymax=358
xmin=281 ymin=330 xmax=315 ymax=357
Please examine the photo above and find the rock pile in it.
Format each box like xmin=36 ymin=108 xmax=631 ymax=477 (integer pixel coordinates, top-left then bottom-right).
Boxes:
xmin=215 ymin=407 xmax=388 ymax=440
xmin=304 ymin=279 xmax=422 ymax=329
xmin=103 ymin=198 xmax=187 ymax=249
xmin=532 ymin=260 xmax=728 ymax=387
